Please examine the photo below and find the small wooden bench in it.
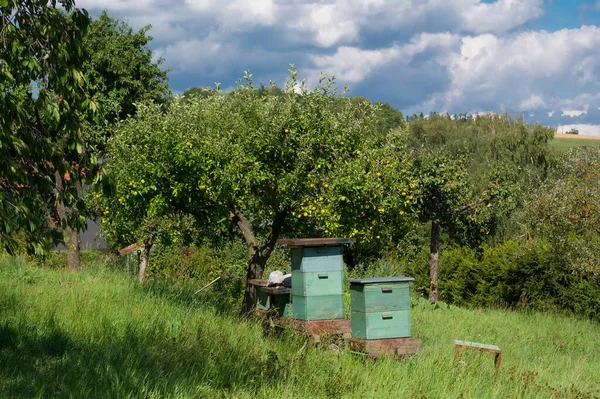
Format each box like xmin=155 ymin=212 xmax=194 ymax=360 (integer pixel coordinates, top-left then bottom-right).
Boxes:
xmin=453 ymin=340 xmax=502 ymax=370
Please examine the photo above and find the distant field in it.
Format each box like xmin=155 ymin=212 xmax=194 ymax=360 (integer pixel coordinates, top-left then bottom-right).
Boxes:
xmin=550 ymin=134 xmax=600 ymax=151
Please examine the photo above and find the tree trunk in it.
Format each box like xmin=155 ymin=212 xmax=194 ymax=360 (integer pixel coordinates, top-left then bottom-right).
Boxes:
xmin=138 ymin=242 xmax=151 ymax=283
xmin=429 ymin=217 xmax=441 ymax=302
xmin=231 ymin=208 xmax=287 ymax=314
xmin=54 ymin=170 xmax=80 ymax=271
xmin=242 ymin=249 xmax=266 ymax=314
xmin=66 ymin=225 xmax=81 ymax=271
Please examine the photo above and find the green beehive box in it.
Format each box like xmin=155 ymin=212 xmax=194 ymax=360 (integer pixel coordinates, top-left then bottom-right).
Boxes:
xmin=350 ymin=310 xmax=411 ymax=339
xmin=292 ymin=271 xmax=344 ymax=297
xmin=349 ymin=277 xmax=414 ymax=340
xmin=292 ymin=295 xmax=344 ymax=320
xmin=291 ymin=246 xmax=343 ymax=272
xmin=257 ymin=289 xmax=293 ymax=317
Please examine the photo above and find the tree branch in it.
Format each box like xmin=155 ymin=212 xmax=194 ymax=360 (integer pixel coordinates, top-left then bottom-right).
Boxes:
xmin=229 ymin=208 xmax=258 ymax=249
xmin=260 ymin=209 xmax=288 ymax=260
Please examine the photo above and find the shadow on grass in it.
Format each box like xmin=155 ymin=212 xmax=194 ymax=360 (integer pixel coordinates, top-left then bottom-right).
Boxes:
xmin=0 ymin=285 xmax=282 ymax=398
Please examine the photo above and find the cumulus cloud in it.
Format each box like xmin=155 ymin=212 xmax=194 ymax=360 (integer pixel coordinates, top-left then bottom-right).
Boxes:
xmin=424 ymin=26 xmax=600 ymax=116
xmin=461 ymin=0 xmax=544 ymax=33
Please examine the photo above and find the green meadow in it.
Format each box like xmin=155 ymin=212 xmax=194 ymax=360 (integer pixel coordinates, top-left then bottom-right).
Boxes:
xmin=549 ymin=135 xmax=600 ymax=151
xmin=1 ymin=256 xmax=598 ymax=399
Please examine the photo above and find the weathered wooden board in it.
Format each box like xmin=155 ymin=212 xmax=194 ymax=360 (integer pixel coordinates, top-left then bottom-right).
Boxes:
xmin=256 ymin=310 xmax=351 ymax=342
xmin=453 ymin=340 xmax=502 ymax=369
xmin=277 ymin=238 xmax=356 ymax=247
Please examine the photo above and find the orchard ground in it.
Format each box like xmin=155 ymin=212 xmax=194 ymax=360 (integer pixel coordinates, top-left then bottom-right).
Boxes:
xmin=1 ymin=255 xmax=599 ymax=399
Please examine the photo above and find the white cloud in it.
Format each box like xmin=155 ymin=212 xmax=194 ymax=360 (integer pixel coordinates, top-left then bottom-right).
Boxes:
xmin=289 ymin=0 xmax=543 ymax=48
xmin=309 ymin=33 xmax=459 ymax=83
xmin=310 ymin=46 xmax=401 ymax=83
xmin=561 ymin=106 xmax=589 ymax=117
xmin=184 ymin=0 xmax=276 ymax=29
xmin=462 ymin=0 xmax=544 ymax=34
xmin=76 ymin=0 xmax=600 ymax=128
xmin=520 ymin=94 xmax=546 ymax=111
xmin=77 ymin=0 xmax=153 ymax=11
xmin=430 ymin=26 xmax=600 ymax=113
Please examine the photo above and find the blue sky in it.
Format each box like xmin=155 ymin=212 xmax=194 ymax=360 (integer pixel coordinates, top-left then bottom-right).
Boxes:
xmin=78 ymin=0 xmax=600 ymax=135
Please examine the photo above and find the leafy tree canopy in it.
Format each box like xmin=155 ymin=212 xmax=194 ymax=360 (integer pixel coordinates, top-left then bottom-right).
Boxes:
xmin=0 ymin=0 xmax=94 ymax=254
xmin=98 ymin=70 xmax=417 ymax=310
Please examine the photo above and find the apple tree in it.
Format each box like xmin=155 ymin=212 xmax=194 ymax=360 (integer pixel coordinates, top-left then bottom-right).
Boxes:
xmin=102 ymin=70 xmax=418 ymax=312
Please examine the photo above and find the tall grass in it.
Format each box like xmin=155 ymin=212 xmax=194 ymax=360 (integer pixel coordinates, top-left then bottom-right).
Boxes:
xmin=1 ymin=256 xmax=599 ymax=398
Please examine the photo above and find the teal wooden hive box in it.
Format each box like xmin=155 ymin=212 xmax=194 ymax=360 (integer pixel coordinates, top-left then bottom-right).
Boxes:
xmin=277 ymin=238 xmax=355 ymax=320
xmin=349 ymin=277 xmax=414 ymax=340
xmin=257 ymin=286 xmax=293 ymax=317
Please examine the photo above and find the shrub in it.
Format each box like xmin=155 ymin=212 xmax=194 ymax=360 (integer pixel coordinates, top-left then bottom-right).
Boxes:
xmin=400 ymin=239 xmax=600 ymax=320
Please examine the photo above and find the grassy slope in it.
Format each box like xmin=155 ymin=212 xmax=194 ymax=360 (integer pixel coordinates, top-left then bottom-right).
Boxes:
xmin=549 ymin=135 xmax=600 ymax=151
xmin=1 ymin=257 xmax=599 ymax=399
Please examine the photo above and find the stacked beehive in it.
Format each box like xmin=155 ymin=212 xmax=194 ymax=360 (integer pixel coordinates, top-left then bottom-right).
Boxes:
xmin=291 ymin=245 xmax=345 ymax=320
xmin=349 ymin=277 xmax=414 ymax=339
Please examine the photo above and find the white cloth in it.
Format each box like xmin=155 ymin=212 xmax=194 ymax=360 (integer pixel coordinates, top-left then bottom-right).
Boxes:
xmin=268 ymin=270 xmax=284 ymax=285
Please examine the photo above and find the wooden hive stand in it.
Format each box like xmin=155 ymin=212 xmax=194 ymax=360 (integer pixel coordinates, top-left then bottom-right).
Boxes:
xmin=453 ymin=340 xmax=502 ymax=370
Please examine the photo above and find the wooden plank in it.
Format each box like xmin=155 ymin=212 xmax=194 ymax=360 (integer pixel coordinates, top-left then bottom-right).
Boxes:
xmin=260 ymin=286 xmax=292 ymax=294
xmin=256 ymin=311 xmax=350 ymax=342
xmin=248 ymin=279 xmax=269 ymax=287
xmin=349 ymin=277 xmax=414 ymax=284
xmin=277 ymin=237 xmax=356 ymax=247
xmin=453 ymin=340 xmax=501 ymax=352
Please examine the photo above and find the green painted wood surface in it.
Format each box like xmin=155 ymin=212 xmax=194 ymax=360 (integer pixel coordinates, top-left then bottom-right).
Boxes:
xmin=292 ymin=270 xmax=344 ymax=296
xmin=453 ymin=340 xmax=501 ymax=352
xmin=351 ymin=309 xmax=411 ymax=339
xmin=257 ymin=290 xmax=292 ymax=317
xmin=292 ymin=294 xmax=344 ymax=320
xmin=257 ymin=290 xmax=271 ymax=311
xmin=291 ymin=246 xmax=343 ymax=272
xmin=273 ymin=293 xmax=293 ymax=317
xmin=350 ymin=282 xmax=410 ymax=312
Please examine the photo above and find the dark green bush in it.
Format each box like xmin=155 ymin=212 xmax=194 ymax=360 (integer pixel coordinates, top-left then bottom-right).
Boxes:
xmin=405 ymin=239 xmax=600 ymax=320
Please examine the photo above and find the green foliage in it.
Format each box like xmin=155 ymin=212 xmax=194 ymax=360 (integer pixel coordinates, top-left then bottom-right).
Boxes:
xmin=99 ymin=69 xmax=417 ymax=284
xmin=525 ymin=148 xmax=600 ymax=277
xmin=373 ymin=101 xmax=404 ymax=134
xmin=404 ymin=240 xmax=600 ymax=320
xmin=82 ymin=11 xmax=170 ymax=151
xmin=404 ymin=113 xmax=555 ymax=249
xmin=0 ymin=0 xmax=95 ymax=254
